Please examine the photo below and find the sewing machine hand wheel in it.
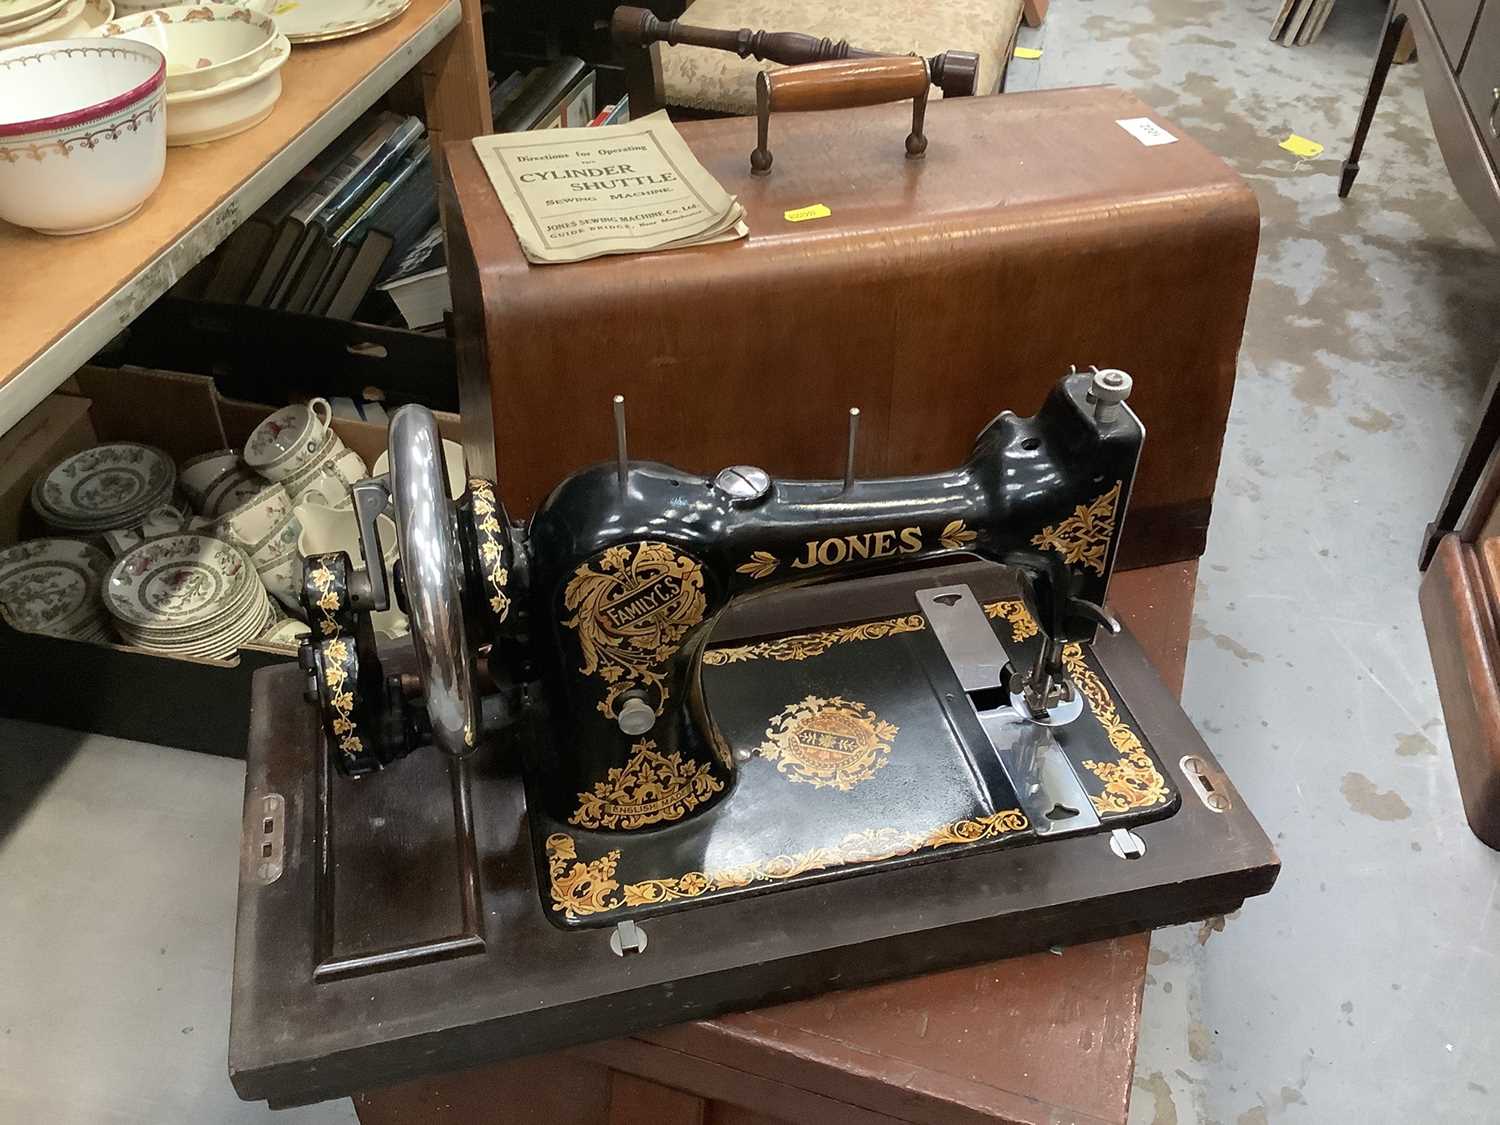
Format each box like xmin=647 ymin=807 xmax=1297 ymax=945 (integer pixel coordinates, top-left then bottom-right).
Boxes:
xmin=300 ymin=407 xmax=484 ymax=773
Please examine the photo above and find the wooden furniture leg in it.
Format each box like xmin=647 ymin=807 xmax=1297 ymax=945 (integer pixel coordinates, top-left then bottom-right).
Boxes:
xmin=420 ymin=0 xmax=491 ymax=181
xmin=1420 ymin=354 xmax=1500 ymax=570
xmin=1022 ymin=0 xmax=1048 ymax=28
xmin=1340 ymin=1 xmax=1408 ymax=198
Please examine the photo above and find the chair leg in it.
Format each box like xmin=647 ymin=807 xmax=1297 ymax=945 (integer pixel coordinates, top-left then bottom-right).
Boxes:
xmin=1340 ymin=3 xmax=1408 ymax=198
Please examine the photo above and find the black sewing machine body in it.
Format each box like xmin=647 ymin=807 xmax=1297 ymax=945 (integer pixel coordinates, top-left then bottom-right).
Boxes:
xmin=240 ymin=370 xmax=1274 ymax=1105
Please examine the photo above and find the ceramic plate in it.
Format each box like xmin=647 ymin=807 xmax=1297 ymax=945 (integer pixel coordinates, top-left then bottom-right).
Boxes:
xmin=104 ymin=533 xmax=254 ymax=629
xmin=33 ymin=443 xmax=175 ymax=530
xmin=0 ymin=538 xmax=109 ymax=635
xmin=270 ymin=0 xmax=406 ymax=43
xmin=0 ymin=0 xmax=86 ymax=44
xmin=0 ymin=0 xmax=68 ymax=32
xmin=0 ymin=0 xmax=65 ymax=26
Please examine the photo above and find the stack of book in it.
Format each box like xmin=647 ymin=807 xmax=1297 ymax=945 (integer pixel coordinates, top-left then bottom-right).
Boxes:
xmin=373 ymin=59 xmax=621 ymax=331
xmin=198 ymin=58 xmax=614 ymax=331
xmin=205 ymin=112 xmax=438 ymax=320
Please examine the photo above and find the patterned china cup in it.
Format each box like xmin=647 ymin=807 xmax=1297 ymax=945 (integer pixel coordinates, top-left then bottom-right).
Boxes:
xmin=285 ymin=444 xmax=364 ymax=511
xmin=243 ymin=398 xmax=334 ymax=483
xmin=179 ymin=448 xmax=240 ymax=514
xmin=212 ymin=481 xmax=291 ymax=553
xmin=254 ymin=551 xmax=303 ymax=617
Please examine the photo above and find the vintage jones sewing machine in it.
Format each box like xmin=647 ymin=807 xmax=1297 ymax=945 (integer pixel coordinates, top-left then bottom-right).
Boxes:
xmin=231 ymin=368 xmax=1276 ymax=1106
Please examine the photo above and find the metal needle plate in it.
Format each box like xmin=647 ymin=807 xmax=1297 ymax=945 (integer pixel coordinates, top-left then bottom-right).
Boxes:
xmin=916 ymin=584 xmax=1101 ymax=838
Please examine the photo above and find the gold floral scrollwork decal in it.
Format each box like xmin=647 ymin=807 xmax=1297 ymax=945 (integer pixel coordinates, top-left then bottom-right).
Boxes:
xmin=758 ymin=696 xmax=898 ymax=791
xmin=309 ymin=560 xmax=341 ymax=638
xmin=545 ymin=833 xmax=621 ymax=917
xmin=468 ymin=479 xmax=510 ymax=623
xmin=736 ymin=550 xmax=779 ymax=580
xmin=983 ymin=598 xmax=1039 ymax=642
xmin=1030 ymin=481 xmax=1122 ymax=576
xmin=569 ymin=738 xmax=724 ymax=830
xmin=1064 ymin=644 xmax=1170 ymax=812
xmin=939 ymin=519 xmax=978 ymax=551
xmin=547 ymin=807 xmax=1032 ymax=918
xmin=562 ymin=541 xmax=707 ymax=719
xmin=704 ymin=615 xmax=925 ymax=666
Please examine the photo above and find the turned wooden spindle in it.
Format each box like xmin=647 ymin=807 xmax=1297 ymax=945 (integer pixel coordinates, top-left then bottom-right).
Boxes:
xmin=611 ymin=5 xmax=980 ymax=115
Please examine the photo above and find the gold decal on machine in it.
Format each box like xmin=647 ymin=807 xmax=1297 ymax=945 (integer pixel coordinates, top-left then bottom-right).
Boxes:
xmin=789 ymin=526 xmax=924 ymax=570
xmin=569 ymin=739 xmax=724 ymax=830
xmin=563 ymin=542 xmax=707 ymax=719
xmin=1030 ymin=481 xmax=1122 ymax=576
xmin=757 ymin=696 xmax=898 ymax=790
xmin=544 ymin=807 xmax=1032 ymax=919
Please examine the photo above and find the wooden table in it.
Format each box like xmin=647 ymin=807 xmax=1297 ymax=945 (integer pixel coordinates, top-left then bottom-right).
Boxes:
xmin=0 ymin=0 xmax=489 ymax=436
xmin=351 ymin=561 xmax=1197 ymax=1125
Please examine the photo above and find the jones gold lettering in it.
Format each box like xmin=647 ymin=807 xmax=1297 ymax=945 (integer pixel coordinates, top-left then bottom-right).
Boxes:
xmin=817 ymin=539 xmax=848 ymax=567
xmin=791 ymin=528 xmax=928 ymax=570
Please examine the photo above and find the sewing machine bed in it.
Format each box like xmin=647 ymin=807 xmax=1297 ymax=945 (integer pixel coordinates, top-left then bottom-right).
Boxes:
xmin=534 ymin=574 xmax=1180 ymax=931
xmin=229 ymin=563 xmax=1277 ymax=1107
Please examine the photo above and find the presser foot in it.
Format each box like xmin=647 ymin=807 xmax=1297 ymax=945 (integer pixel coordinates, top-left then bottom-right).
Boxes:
xmin=917 ymin=583 xmax=1101 ymax=838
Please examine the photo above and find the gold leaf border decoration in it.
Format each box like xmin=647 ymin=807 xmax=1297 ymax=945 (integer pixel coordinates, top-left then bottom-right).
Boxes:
xmin=569 ymin=738 xmax=724 ymax=830
xmin=1029 ymin=481 xmax=1122 ymax=576
xmin=736 ymin=550 xmax=779 ymax=580
xmin=468 ymin=479 xmax=510 ymax=624
xmin=562 ymin=541 xmax=707 ymax=719
xmin=939 ymin=519 xmax=978 ymax=551
xmin=546 ymin=833 xmax=622 ymax=916
xmin=552 ymin=807 xmax=1031 ymax=918
xmin=703 ymin=614 xmax=925 ymax=666
xmin=757 ymin=695 xmax=898 ymax=791
xmin=1065 ymin=644 xmax=1170 ymax=812
xmin=983 ymin=598 xmax=1039 ymax=642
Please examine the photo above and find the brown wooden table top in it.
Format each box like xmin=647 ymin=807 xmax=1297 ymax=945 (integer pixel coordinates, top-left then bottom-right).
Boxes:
xmin=355 ymin=561 xmax=1196 ymax=1125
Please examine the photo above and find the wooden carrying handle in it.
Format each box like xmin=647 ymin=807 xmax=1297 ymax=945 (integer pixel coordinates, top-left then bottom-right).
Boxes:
xmin=752 ymin=56 xmax=930 ymax=175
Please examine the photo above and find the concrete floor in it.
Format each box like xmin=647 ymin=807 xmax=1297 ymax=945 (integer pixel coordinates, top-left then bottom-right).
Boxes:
xmin=3 ymin=1 xmax=1500 ymax=1123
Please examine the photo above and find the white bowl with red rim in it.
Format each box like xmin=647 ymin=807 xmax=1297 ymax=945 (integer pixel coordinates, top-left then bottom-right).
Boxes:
xmin=0 ymin=38 xmax=166 ymax=235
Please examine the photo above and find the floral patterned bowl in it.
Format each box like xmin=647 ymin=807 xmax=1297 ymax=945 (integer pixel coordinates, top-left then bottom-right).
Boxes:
xmin=0 ymin=39 xmax=165 ymax=235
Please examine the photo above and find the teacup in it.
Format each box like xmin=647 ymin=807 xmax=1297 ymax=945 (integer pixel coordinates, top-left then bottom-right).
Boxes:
xmin=255 ymin=551 xmax=305 ymax=618
xmin=204 ymin=466 xmax=261 ymax=517
xmin=286 ymin=446 xmax=366 ymax=511
xmin=244 ymin=398 xmax=334 ymax=483
xmin=213 ymin=482 xmax=292 ymax=553
xmin=179 ymin=449 xmax=241 ymax=514
xmin=295 ymin=502 xmax=406 ymax=637
xmin=248 ymin=510 xmax=302 ymax=568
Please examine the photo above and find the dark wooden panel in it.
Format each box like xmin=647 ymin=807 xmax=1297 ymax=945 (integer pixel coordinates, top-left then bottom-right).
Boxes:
xmin=1429 ymin=0 xmax=1482 ymax=65
xmin=1459 ymin=0 xmax=1500 ymax=166
xmin=353 ymin=1053 xmax=614 ymax=1124
xmin=315 ymin=740 xmax=484 ymax=981
xmin=1420 ymin=535 xmax=1500 ymax=849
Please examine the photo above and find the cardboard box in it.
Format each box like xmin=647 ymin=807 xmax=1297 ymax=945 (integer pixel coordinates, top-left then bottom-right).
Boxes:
xmin=0 ymin=365 xmax=461 ymax=757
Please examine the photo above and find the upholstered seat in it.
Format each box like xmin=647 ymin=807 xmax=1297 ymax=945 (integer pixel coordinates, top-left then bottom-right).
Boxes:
xmin=659 ymin=0 xmax=1024 ymax=114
